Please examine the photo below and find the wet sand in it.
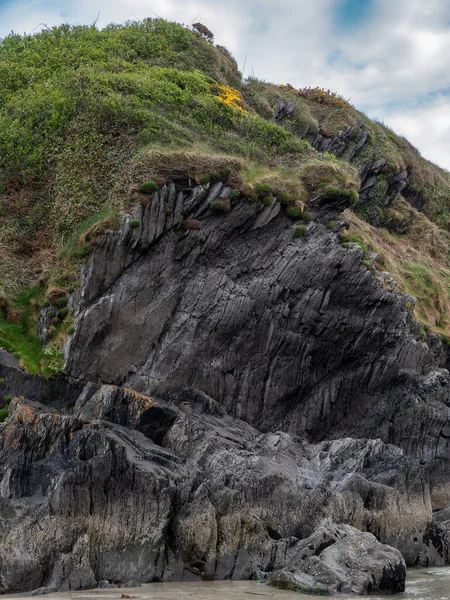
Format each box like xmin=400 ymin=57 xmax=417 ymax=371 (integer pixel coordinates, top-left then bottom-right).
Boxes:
xmin=3 ymin=567 xmax=450 ymax=600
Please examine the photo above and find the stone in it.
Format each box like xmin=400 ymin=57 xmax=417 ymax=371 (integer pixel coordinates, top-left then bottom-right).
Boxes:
xmin=269 ymin=522 xmax=406 ymax=595
xmin=274 ymin=100 xmax=295 ymax=121
xmin=31 ymin=588 xmax=57 ymax=596
xmin=122 ymin=580 xmax=142 ymax=588
xmin=98 ymin=581 xmax=118 ymax=588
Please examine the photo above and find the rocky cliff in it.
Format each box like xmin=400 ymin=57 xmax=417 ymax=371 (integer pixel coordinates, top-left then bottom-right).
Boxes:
xmin=1 ymin=180 xmax=450 ymax=594
xmin=2 ymin=17 xmax=450 ymax=597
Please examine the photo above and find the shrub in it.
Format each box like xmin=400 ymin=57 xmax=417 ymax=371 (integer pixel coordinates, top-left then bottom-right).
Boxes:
xmin=253 ymin=183 xmax=271 ymax=197
xmin=348 ymin=189 xmax=359 ymax=205
xmin=294 ymin=225 xmax=307 ymax=238
xmin=210 ymin=200 xmax=231 ymax=213
xmin=58 ymin=308 xmax=69 ymax=319
xmin=205 ymin=168 xmax=232 ymax=183
xmin=341 ymin=235 xmax=369 ymax=254
xmin=300 ymin=211 xmax=311 ymax=221
xmin=129 ymin=219 xmax=141 ymax=228
xmin=140 ymin=181 xmax=159 ymax=194
xmin=68 ymin=281 xmax=80 ymax=293
xmin=286 ymin=206 xmax=303 ymax=219
xmin=262 ymin=195 xmax=273 ymax=207
xmin=0 ymin=396 xmax=12 ymax=423
xmin=192 ymin=22 xmax=214 ymax=42
xmin=56 ymin=297 xmax=68 ymax=308
xmin=276 ymin=191 xmax=294 ymax=206
xmin=229 ymin=189 xmax=239 ymax=200
xmin=0 ymin=378 xmax=4 ymax=386
xmin=199 ymin=173 xmax=211 ymax=184
xmin=42 ymin=300 xmax=50 ymax=308
xmin=320 ymin=186 xmax=359 ymax=206
xmin=247 ymin=190 xmax=258 ymax=203
xmin=47 ymin=310 xmax=56 ymax=319
xmin=327 ymin=220 xmax=337 ymax=230
xmin=73 ymin=244 xmax=93 ymax=259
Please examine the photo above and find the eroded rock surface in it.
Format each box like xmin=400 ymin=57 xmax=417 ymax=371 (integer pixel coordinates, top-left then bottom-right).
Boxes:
xmin=1 ymin=182 xmax=450 ymax=593
xmin=64 ymin=184 xmax=450 ymax=500
xmin=269 ymin=522 xmax=406 ymax=595
xmin=0 ymin=386 xmax=414 ymax=593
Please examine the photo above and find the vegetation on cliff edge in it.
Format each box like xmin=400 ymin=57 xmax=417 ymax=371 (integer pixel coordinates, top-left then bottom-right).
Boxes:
xmin=0 ymin=17 xmax=450 ymax=373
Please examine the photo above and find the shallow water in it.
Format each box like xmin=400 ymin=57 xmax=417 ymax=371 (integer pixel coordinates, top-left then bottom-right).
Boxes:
xmin=4 ymin=567 xmax=450 ymax=600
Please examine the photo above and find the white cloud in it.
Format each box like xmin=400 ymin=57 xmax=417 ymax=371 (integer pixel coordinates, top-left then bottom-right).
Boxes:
xmin=0 ymin=0 xmax=450 ymax=170
xmin=377 ymin=96 xmax=450 ymax=171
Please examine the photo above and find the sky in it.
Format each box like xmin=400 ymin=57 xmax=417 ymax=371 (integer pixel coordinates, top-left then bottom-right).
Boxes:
xmin=0 ymin=0 xmax=449 ymax=170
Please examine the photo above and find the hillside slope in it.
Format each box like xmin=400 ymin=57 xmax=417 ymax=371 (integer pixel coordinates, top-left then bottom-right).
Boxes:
xmin=1 ymin=18 xmax=450 ymax=375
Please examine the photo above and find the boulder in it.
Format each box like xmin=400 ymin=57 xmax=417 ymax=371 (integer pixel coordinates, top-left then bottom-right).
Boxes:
xmin=269 ymin=522 xmax=406 ymax=595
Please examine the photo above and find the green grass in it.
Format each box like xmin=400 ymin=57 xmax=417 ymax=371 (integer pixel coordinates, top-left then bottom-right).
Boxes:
xmin=0 ymin=397 xmax=12 ymax=423
xmin=0 ymin=287 xmax=46 ymax=375
xmin=2 ymin=16 xmax=450 ymax=377
xmin=0 ymin=18 xmax=311 ymax=307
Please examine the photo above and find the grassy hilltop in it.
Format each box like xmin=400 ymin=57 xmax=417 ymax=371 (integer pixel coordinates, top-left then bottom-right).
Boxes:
xmin=1 ymin=18 xmax=450 ymax=376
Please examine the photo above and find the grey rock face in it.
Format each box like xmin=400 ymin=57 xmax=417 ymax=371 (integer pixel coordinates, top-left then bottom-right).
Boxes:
xmin=274 ymin=100 xmax=295 ymax=121
xmin=312 ymin=124 xmax=368 ymax=161
xmin=309 ymin=122 xmax=417 ymax=212
xmin=270 ymin=522 xmax=406 ymax=595
xmin=0 ymin=386 xmax=415 ymax=593
xmin=0 ymin=349 xmax=82 ymax=409
xmin=2 ymin=181 xmax=450 ymax=592
xmin=64 ymin=185 xmax=450 ymax=499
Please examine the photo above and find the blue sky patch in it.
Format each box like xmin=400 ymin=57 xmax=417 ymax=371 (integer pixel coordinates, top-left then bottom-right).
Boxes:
xmin=334 ymin=0 xmax=373 ymax=29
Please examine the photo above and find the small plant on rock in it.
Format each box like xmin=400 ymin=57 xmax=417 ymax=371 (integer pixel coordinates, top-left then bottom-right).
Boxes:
xmin=286 ymin=206 xmax=303 ymax=219
xmin=56 ymin=297 xmax=69 ymax=308
xmin=276 ymin=191 xmax=294 ymax=206
xmin=129 ymin=219 xmax=140 ymax=228
xmin=0 ymin=396 xmax=12 ymax=423
xmin=262 ymin=195 xmax=273 ymax=207
xmin=210 ymin=200 xmax=231 ymax=213
xmin=253 ymin=183 xmax=271 ymax=197
xmin=199 ymin=173 xmax=211 ymax=184
xmin=73 ymin=244 xmax=93 ymax=259
xmin=294 ymin=225 xmax=307 ymax=238
xmin=140 ymin=181 xmax=159 ymax=194
xmin=247 ymin=190 xmax=258 ymax=203
xmin=56 ymin=297 xmax=68 ymax=308
xmin=182 ymin=219 xmax=202 ymax=230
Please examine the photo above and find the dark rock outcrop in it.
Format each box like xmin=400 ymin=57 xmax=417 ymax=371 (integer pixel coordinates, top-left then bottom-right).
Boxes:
xmin=274 ymin=99 xmax=295 ymax=121
xmin=1 ymin=181 xmax=450 ymax=593
xmin=0 ymin=386 xmax=415 ymax=593
xmin=358 ymin=158 xmax=408 ymax=206
xmin=269 ymin=522 xmax=406 ymax=595
xmin=64 ymin=183 xmax=450 ymax=506
xmin=0 ymin=349 xmax=82 ymax=409
xmin=312 ymin=123 xmax=368 ymax=162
